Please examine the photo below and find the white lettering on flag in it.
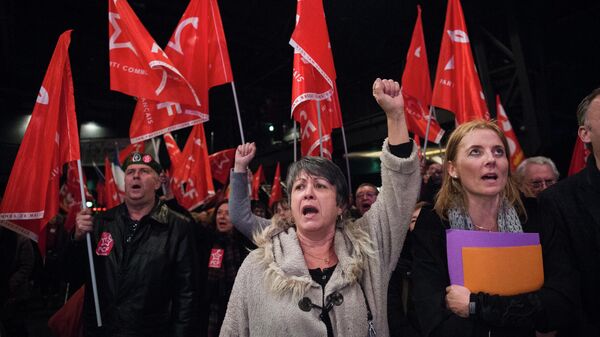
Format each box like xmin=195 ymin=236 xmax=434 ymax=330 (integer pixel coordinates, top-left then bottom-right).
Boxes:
xmin=108 ymin=12 xmax=137 ymax=55
xmin=167 ymin=17 xmax=199 ymax=55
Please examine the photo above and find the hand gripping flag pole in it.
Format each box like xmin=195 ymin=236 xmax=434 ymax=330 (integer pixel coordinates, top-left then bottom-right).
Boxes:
xmin=76 ymin=159 xmax=102 ymax=327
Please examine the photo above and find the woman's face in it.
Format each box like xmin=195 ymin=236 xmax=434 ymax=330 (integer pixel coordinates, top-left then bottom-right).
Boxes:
xmin=448 ymin=128 xmax=509 ymax=202
xmin=275 ymin=203 xmax=292 ymax=221
xmin=216 ymin=203 xmax=233 ymax=233
xmin=290 ymin=171 xmax=342 ymax=235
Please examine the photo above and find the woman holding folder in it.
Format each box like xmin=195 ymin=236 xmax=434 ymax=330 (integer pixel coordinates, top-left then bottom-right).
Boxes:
xmin=410 ymin=120 xmax=578 ymax=337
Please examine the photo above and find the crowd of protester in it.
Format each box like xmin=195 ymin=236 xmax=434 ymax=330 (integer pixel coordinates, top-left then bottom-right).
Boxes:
xmin=1 ymin=81 xmax=600 ymax=337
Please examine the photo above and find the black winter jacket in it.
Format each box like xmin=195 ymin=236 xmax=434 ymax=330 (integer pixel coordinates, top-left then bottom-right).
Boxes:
xmin=67 ymin=201 xmax=199 ymax=337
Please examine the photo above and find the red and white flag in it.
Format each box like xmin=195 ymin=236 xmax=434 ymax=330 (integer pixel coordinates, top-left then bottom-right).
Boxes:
xmin=290 ymin=0 xmax=343 ymax=159
xmin=0 ymin=31 xmax=80 ymax=254
xmin=402 ymin=6 xmax=445 ymax=144
xmin=567 ymin=136 xmax=590 ymax=176
xmin=59 ymin=161 xmax=93 ymax=213
xmin=171 ymin=124 xmax=215 ymax=210
xmin=128 ymin=0 xmax=233 ymax=143
xmin=268 ymin=162 xmax=283 ymax=208
xmin=108 ymin=0 xmax=200 ymax=106
xmin=432 ymin=0 xmax=489 ymax=124
xmin=163 ymin=132 xmax=183 ymax=169
xmin=251 ymin=165 xmax=265 ymax=201
xmin=104 ymin=155 xmax=123 ymax=209
xmin=496 ymin=95 xmax=525 ymax=171
xmin=118 ymin=140 xmax=145 ymax=165
xmin=209 ymin=148 xmax=236 ymax=185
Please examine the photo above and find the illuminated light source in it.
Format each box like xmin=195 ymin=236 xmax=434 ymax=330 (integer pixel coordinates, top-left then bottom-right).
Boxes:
xmin=81 ymin=121 xmax=107 ymax=138
xmin=268 ymin=124 xmax=275 ymax=132
xmin=86 ymin=201 xmax=94 ymax=208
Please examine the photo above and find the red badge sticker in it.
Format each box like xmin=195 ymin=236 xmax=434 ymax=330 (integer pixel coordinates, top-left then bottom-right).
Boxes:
xmin=96 ymin=232 xmax=114 ymax=256
xmin=208 ymin=248 xmax=224 ymax=268
xmin=142 ymin=154 xmax=152 ymax=163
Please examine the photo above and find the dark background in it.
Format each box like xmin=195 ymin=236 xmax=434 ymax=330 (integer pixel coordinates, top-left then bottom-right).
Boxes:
xmin=1 ymin=0 xmax=599 ymax=193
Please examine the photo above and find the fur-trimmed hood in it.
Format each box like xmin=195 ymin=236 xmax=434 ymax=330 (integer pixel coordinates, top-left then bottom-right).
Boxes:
xmin=252 ymin=216 xmax=374 ymax=301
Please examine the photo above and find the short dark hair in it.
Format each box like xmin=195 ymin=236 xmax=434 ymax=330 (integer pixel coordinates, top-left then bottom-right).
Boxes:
xmin=286 ymin=157 xmax=349 ymax=210
xmin=355 ymin=183 xmax=379 ymax=195
xmin=577 ymin=87 xmax=600 ymax=126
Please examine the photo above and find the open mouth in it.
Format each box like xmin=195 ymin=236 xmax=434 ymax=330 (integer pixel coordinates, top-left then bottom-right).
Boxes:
xmin=302 ymin=205 xmax=319 ymax=216
xmin=131 ymin=183 xmax=142 ymax=189
xmin=481 ymin=173 xmax=498 ymax=181
xmin=361 ymin=203 xmax=371 ymax=210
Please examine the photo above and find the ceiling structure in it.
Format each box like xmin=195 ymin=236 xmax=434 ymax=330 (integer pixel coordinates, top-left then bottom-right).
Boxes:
xmin=1 ymin=0 xmax=599 ymax=192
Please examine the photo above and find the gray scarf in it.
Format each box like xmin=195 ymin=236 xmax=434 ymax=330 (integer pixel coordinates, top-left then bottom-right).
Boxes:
xmin=447 ymin=200 xmax=523 ymax=233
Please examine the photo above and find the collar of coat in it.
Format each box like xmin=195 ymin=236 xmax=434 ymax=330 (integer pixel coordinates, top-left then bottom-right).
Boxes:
xmin=103 ymin=199 xmax=187 ymax=226
xmin=253 ymin=216 xmax=374 ymax=301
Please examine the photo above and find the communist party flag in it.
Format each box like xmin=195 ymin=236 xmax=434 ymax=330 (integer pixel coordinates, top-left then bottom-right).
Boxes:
xmin=496 ymin=95 xmax=525 ymax=171
xmin=108 ymin=0 xmax=200 ymax=107
xmin=268 ymin=162 xmax=283 ymax=208
xmin=129 ymin=0 xmax=233 ymax=143
xmin=60 ymin=161 xmax=93 ymax=212
xmin=163 ymin=132 xmax=183 ymax=169
xmin=567 ymin=136 xmax=590 ymax=176
xmin=104 ymin=155 xmax=123 ymax=209
xmin=290 ymin=0 xmax=343 ymax=159
xmin=251 ymin=165 xmax=265 ymax=201
xmin=401 ymin=6 xmax=445 ymax=144
xmin=0 ymin=31 xmax=80 ymax=254
xmin=209 ymin=148 xmax=236 ymax=185
xmin=118 ymin=141 xmax=145 ymax=165
xmin=171 ymin=124 xmax=215 ymax=210
xmin=432 ymin=0 xmax=489 ymax=124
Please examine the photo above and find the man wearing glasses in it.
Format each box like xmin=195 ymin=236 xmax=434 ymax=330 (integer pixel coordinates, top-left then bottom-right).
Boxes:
xmin=515 ymin=156 xmax=559 ymax=197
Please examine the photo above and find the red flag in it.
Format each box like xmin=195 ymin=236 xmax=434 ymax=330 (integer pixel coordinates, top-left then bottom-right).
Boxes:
xmin=163 ymin=132 xmax=183 ymax=169
xmin=413 ymin=134 xmax=423 ymax=162
xmin=171 ymin=124 xmax=215 ymax=210
xmin=209 ymin=148 xmax=236 ymax=185
xmin=118 ymin=142 xmax=145 ymax=165
xmin=59 ymin=162 xmax=93 ymax=215
xmin=268 ymin=162 xmax=283 ymax=208
xmin=567 ymin=136 xmax=590 ymax=176
xmin=496 ymin=95 xmax=525 ymax=171
xmin=0 ymin=31 xmax=80 ymax=254
xmin=401 ymin=6 xmax=445 ymax=144
xmin=96 ymin=180 xmax=106 ymax=207
xmin=128 ymin=0 xmax=233 ymax=143
xmin=104 ymin=155 xmax=122 ymax=209
xmin=431 ymin=0 xmax=489 ymax=124
xmin=251 ymin=165 xmax=265 ymax=201
xmin=108 ymin=0 xmax=200 ymax=106
xmin=290 ymin=0 xmax=343 ymax=158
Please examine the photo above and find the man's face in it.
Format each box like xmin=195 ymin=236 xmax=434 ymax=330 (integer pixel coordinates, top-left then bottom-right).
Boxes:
xmin=355 ymin=185 xmax=378 ymax=216
xmin=425 ymin=163 xmax=443 ymax=184
xmin=523 ymin=163 xmax=557 ymax=197
xmin=579 ymin=96 xmax=600 ymax=164
xmin=124 ymin=164 xmax=160 ymax=207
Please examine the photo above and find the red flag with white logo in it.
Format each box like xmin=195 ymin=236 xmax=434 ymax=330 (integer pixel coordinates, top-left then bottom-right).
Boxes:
xmin=118 ymin=141 xmax=145 ymax=165
xmin=496 ymin=95 xmax=525 ymax=171
xmin=567 ymin=136 xmax=590 ymax=176
xmin=209 ymin=148 xmax=236 ymax=185
xmin=251 ymin=165 xmax=265 ymax=201
xmin=108 ymin=0 xmax=200 ymax=106
xmin=402 ymin=6 xmax=445 ymax=144
xmin=290 ymin=0 xmax=343 ymax=158
xmin=171 ymin=124 xmax=215 ymax=210
xmin=0 ymin=31 xmax=80 ymax=254
xmin=431 ymin=0 xmax=489 ymax=124
xmin=268 ymin=162 xmax=283 ymax=208
xmin=128 ymin=0 xmax=233 ymax=143
xmin=59 ymin=161 xmax=93 ymax=214
xmin=163 ymin=132 xmax=183 ymax=169
xmin=104 ymin=155 xmax=123 ymax=209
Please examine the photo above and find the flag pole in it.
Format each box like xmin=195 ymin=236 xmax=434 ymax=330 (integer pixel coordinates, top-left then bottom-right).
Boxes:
xmin=76 ymin=159 xmax=103 ymax=327
xmin=230 ymin=81 xmax=246 ymax=144
xmin=316 ymin=99 xmax=323 ymax=157
xmin=422 ymin=106 xmax=434 ymax=159
xmin=340 ymin=125 xmax=352 ymax=194
xmin=293 ymin=121 xmax=298 ymax=162
xmin=91 ymin=161 xmax=105 ymax=180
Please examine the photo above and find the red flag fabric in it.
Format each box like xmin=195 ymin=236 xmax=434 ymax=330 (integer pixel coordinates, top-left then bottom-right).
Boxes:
xmin=118 ymin=142 xmax=145 ymax=165
xmin=209 ymin=148 xmax=236 ymax=185
xmin=171 ymin=124 xmax=215 ymax=210
xmin=268 ymin=162 xmax=283 ymax=208
xmin=251 ymin=165 xmax=265 ymax=201
xmin=290 ymin=0 xmax=343 ymax=158
xmin=96 ymin=180 xmax=106 ymax=207
xmin=104 ymin=156 xmax=123 ymax=209
xmin=0 ymin=31 xmax=79 ymax=253
xmin=108 ymin=0 xmax=200 ymax=106
xmin=129 ymin=0 xmax=233 ymax=143
xmin=496 ymin=95 xmax=525 ymax=171
xmin=401 ymin=6 xmax=445 ymax=144
xmin=163 ymin=132 xmax=183 ymax=169
xmin=414 ymin=134 xmax=423 ymax=162
xmin=431 ymin=0 xmax=489 ymax=124
xmin=567 ymin=136 xmax=590 ymax=176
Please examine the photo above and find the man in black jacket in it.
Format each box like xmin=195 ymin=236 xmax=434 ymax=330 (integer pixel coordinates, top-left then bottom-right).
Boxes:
xmin=69 ymin=152 xmax=198 ymax=337
xmin=538 ymin=87 xmax=600 ymax=336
